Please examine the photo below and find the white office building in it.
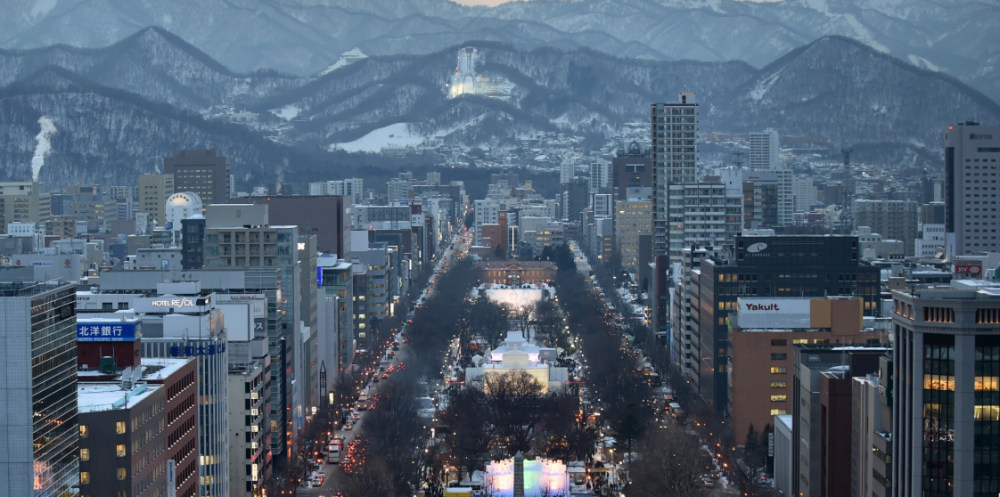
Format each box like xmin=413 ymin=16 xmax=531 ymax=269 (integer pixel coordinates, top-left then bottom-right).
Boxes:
xmin=793 ymin=177 xmax=819 ymax=212
xmin=590 ymin=162 xmax=611 ymax=192
xmin=944 ymin=121 xmax=1000 ymax=256
xmin=474 ymin=199 xmax=500 ymax=246
xmin=134 ymin=281 xmax=229 ymax=497
xmin=749 ymin=129 xmax=780 ymax=170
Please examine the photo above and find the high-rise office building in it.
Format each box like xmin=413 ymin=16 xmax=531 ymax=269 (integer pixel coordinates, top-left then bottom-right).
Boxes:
xmin=792 ymin=177 xmax=818 ymax=212
xmin=666 ymin=180 xmax=742 ymax=262
xmin=853 ymin=199 xmax=919 ymax=256
xmin=163 ymin=149 xmax=231 ymax=205
xmin=135 ymin=284 xmax=230 ymax=497
xmin=740 ymin=169 xmax=794 ymax=229
xmin=560 ymin=162 xmax=576 ymax=185
xmin=387 ymin=178 xmax=410 ymax=204
xmin=139 ymin=174 xmax=175 ymax=227
xmin=890 ymin=283 xmax=1000 ymax=497
xmin=0 ymin=282 xmax=79 ymax=496
xmin=612 ymin=142 xmax=653 ymax=203
xmin=749 ymin=129 xmax=780 ymax=170
xmin=0 ymin=181 xmax=51 ymax=234
xmin=615 ymin=199 xmax=651 ymax=271
xmin=651 ymin=92 xmax=698 ymax=256
xmin=694 ymin=235 xmax=881 ymax=414
xmin=234 ymin=196 xmax=352 ymax=257
xmin=944 ymin=121 xmax=1000 ymax=256
xmin=474 ymin=199 xmax=500 ymax=246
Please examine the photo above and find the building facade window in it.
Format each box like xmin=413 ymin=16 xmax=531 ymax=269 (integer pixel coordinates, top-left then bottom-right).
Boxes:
xmin=974 ymin=335 xmax=1000 ymax=494
xmin=922 ymin=333 xmax=955 ymax=496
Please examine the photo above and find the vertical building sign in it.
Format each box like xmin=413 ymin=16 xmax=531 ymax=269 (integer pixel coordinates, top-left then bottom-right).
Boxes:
xmin=166 ymin=459 xmax=176 ymax=497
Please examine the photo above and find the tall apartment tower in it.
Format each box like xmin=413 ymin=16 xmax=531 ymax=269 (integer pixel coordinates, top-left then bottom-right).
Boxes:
xmin=0 ymin=282 xmax=79 ymax=496
xmin=651 ymin=92 xmax=698 ymax=256
xmin=945 ymin=121 xmax=1000 ymax=257
xmin=890 ymin=284 xmax=1000 ymax=497
xmin=139 ymin=173 xmax=175 ymax=227
xmin=163 ymin=149 xmax=231 ymax=205
xmin=749 ymin=129 xmax=780 ymax=170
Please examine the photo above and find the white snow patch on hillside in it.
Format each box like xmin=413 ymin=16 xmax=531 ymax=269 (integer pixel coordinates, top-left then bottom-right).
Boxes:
xmin=907 ymin=54 xmax=940 ymax=72
xmin=329 ymin=123 xmax=429 ymax=153
xmin=31 ymin=0 xmax=57 ymax=18
xmin=319 ymin=48 xmax=368 ymax=77
xmin=32 ymin=116 xmax=57 ymax=181
xmin=749 ymin=70 xmax=782 ymax=101
xmin=271 ymin=105 xmax=301 ymax=121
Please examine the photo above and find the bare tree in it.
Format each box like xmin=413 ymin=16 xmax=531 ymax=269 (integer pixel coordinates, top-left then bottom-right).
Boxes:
xmin=441 ymin=387 xmax=492 ymax=482
xmin=509 ymin=304 xmax=534 ymax=341
xmin=471 ymin=298 xmax=509 ymax=350
xmin=483 ymin=371 xmax=546 ymax=456
xmin=627 ymin=427 xmax=707 ymax=497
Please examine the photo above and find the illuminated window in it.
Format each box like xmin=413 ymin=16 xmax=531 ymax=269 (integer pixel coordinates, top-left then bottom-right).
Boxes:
xmin=770 ymin=367 xmax=787 ymax=374
xmin=771 ymin=381 xmax=787 ymax=388
xmin=80 ymin=448 xmax=90 ymax=461
xmin=117 ymin=468 xmax=127 ymax=480
xmin=974 ymin=406 xmax=1000 ymax=421
xmin=80 ymin=472 xmax=91 ymax=484
xmin=770 ymin=395 xmax=787 ymax=402
xmin=80 ymin=425 xmax=89 ymax=438
xmin=793 ymin=339 xmax=809 ymax=345
xmin=116 ymin=444 xmax=126 ymax=457
xmin=770 ymin=409 xmax=787 ymax=416
xmin=116 ymin=421 xmax=126 ymax=434
xmin=923 ymin=374 xmax=956 ymax=391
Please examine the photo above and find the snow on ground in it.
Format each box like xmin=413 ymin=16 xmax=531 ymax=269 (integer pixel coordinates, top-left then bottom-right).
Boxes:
xmin=270 ymin=105 xmax=301 ymax=121
xmin=329 ymin=117 xmax=485 ymax=153
xmin=329 ymin=123 xmax=427 ymax=153
xmin=908 ymin=54 xmax=940 ymax=72
xmin=749 ymin=70 xmax=782 ymax=102
xmin=319 ymin=48 xmax=368 ymax=76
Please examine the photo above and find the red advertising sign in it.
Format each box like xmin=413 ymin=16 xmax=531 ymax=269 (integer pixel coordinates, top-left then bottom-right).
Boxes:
xmin=954 ymin=264 xmax=982 ymax=274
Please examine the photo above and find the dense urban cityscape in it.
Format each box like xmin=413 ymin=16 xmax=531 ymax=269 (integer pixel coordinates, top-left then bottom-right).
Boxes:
xmin=1 ymin=1 xmax=999 ymax=497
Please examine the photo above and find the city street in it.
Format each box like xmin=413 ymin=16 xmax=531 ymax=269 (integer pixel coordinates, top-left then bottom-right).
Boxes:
xmin=298 ymin=233 xmax=468 ymax=496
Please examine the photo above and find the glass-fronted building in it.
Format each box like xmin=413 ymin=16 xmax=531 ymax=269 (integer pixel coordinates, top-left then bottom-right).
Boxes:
xmin=891 ymin=282 xmax=1000 ymax=497
xmin=0 ymin=282 xmax=79 ymax=496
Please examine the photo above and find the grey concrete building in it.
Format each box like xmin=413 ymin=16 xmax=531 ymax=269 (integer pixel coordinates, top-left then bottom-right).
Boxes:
xmin=890 ymin=282 xmax=1000 ymax=497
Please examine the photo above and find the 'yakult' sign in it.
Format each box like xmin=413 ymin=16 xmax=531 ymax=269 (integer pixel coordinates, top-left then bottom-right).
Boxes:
xmin=736 ymin=298 xmax=813 ymax=329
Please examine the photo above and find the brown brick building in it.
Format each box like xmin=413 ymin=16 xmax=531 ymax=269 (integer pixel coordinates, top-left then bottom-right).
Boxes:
xmin=473 ymin=260 xmax=556 ymax=285
xmin=77 ymin=358 xmax=198 ymax=497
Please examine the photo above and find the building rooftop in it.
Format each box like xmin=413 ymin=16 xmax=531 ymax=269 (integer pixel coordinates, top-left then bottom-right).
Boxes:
xmin=78 ymin=381 xmax=161 ymax=413
xmin=0 ymin=280 xmax=70 ymax=297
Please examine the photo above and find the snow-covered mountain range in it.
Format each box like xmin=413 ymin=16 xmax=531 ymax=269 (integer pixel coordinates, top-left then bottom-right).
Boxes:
xmin=0 ymin=26 xmax=997 ymax=188
xmin=2 ymin=0 xmax=999 ymax=101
